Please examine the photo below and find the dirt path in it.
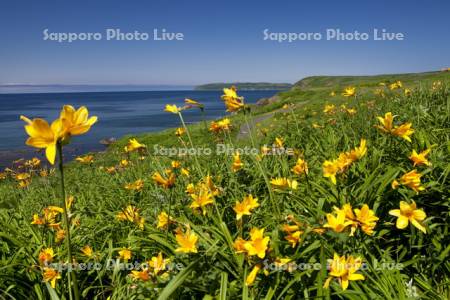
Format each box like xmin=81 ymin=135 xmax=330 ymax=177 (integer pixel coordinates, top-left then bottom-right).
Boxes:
xmin=237 ymin=101 xmax=308 ymax=140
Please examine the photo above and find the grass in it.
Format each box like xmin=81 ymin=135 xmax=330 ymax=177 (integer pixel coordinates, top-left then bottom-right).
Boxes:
xmin=0 ymin=71 xmax=449 ymax=299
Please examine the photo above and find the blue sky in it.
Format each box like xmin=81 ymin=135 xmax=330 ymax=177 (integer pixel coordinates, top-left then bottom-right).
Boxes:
xmin=0 ymin=0 xmax=449 ymax=85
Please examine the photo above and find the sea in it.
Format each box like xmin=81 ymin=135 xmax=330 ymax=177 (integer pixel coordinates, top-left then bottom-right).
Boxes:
xmin=0 ymin=90 xmax=277 ymax=168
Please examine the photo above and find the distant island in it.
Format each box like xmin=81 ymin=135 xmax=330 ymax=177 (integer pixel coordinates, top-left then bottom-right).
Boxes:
xmin=195 ymin=82 xmax=292 ymax=91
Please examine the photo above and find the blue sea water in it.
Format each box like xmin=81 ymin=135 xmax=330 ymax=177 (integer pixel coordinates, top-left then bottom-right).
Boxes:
xmin=0 ymin=90 xmax=276 ymax=167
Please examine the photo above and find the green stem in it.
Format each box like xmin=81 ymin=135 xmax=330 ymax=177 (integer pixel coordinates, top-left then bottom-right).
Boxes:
xmin=57 ymin=142 xmax=80 ymax=300
xmin=243 ymin=112 xmax=280 ymax=219
xmin=177 ymin=112 xmax=204 ymax=177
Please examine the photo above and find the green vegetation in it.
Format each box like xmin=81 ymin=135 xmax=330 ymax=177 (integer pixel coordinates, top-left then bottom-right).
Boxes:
xmin=195 ymin=82 xmax=292 ymax=91
xmin=0 ymin=71 xmax=449 ymax=299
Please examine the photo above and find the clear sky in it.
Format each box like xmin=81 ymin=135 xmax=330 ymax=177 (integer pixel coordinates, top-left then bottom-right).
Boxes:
xmin=0 ymin=0 xmax=449 ymax=85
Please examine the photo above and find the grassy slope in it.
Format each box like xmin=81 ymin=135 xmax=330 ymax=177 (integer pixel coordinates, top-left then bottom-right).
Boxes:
xmin=0 ymin=71 xmax=449 ymax=299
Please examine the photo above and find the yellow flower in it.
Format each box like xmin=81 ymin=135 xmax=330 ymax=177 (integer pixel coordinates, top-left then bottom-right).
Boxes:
xmin=175 ymin=227 xmax=198 ymax=253
xmin=232 ymin=152 xmax=243 ymax=172
xmin=388 ymin=81 xmax=402 ymax=90
xmin=274 ymin=137 xmax=284 ymax=148
xmin=354 ymin=204 xmax=379 ymax=235
xmin=124 ymin=179 xmax=144 ymax=191
xmin=25 ymin=157 xmax=41 ymax=168
xmin=164 ymin=104 xmax=182 ymax=114
xmin=391 ymin=122 xmax=414 ymax=142
xmin=59 ymin=105 xmax=97 ymax=137
xmin=285 ymin=230 xmax=302 ymax=248
xmin=81 ymin=245 xmax=94 ymax=258
xmin=347 ymin=139 xmax=367 ymax=161
xmin=233 ymin=195 xmax=259 ymax=220
xmin=181 ymin=168 xmax=190 ymax=177
xmin=190 ymin=186 xmax=214 ymax=215
xmin=392 ymin=169 xmax=425 ymax=193
xmin=324 ymin=254 xmax=364 ymax=290
xmin=185 ymin=98 xmax=204 ymax=108
xmin=149 ymin=252 xmax=170 ymax=276
xmin=119 ymin=159 xmax=130 ymax=168
xmin=312 ymin=123 xmax=324 ymax=129
xmin=330 ymin=91 xmax=336 ymax=96
xmin=345 ymin=108 xmax=357 ymax=115
xmin=375 ymin=112 xmax=394 ymax=133
xmin=243 ymin=228 xmax=270 ymax=259
xmin=43 ymin=267 xmax=61 ymax=288
xmin=404 ymin=88 xmax=412 ymax=96
xmin=323 ymin=209 xmax=353 ymax=233
xmin=55 ymin=229 xmax=65 ymax=243
xmin=409 ymin=149 xmax=431 ymax=167
xmin=342 ymin=87 xmax=356 ymax=97
xmin=118 ymin=248 xmax=132 ymax=261
xmin=20 ymin=116 xmax=64 ymax=164
xmin=75 ymin=155 xmax=94 ymax=164
xmin=291 ymin=158 xmax=308 ymax=175
xmin=152 ymin=172 xmax=176 ymax=189
xmin=131 ymin=269 xmax=150 ymax=281
xmin=375 ymin=112 xmax=414 ymax=142
xmin=124 ymin=138 xmax=146 ymax=153
xmin=116 ymin=205 xmax=145 ymax=229
xmin=210 ymin=118 xmax=232 ymax=133
xmin=157 ymin=211 xmax=174 ymax=229
xmin=322 ymin=160 xmax=340 ymax=184
xmin=233 ymin=237 xmax=247 ymax=253
xmin=185 ymin=183 xmax=196 ymax=194
xmin=323 ymin=104 xmax=336 ymax=114
xmin=246 ymin=264 xmax=261 ymax=286
xmin=175 ymin=127 xmax=186 ymax=137
xmin=389 ymin=201 xmax=427 ymax=233
xmin=38 ymin=247 xmax=55 ymax=265
xmin=270 ymin=177 xmax=298 ymax=190
xmin=221 ymin=86 xmax=245 ymax=112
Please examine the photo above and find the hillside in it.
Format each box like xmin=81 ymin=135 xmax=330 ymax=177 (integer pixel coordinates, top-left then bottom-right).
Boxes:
xmin=0 ymin=70 xmax=449 ymax=299
xmin=195 ymin=82 xmax=292 ymax=90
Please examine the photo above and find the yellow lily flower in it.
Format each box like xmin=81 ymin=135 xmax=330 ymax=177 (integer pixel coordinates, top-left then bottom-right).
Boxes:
xmin=291 ymin=158 xmax=308 ymax=175
xmin=152 ymin=171 xmax=176 ymax=189
xmin=189 ymin=186 xmax=214 ymax=215
xmin=164 ymin=104 xmax=182 ymax=114
xmin=389 ymin=201 xmax=427 ymax=233
xmin=43 ymin=267 xmax=61 ymax=288
xmin=20 ymin=116 xmax=64 ymax=164
xmin=75 ymin=155 xmax=94 ymax=164
xmin=232 ymin=152 xmax=243 ymax=172
xmin=124 ymin=138 xmax=146 ymax=153
xmin=175 ymin=227 xmax=198 ymax=253
xmin=157 ymin=211 xmax=174 ymax=229
xmin=391 ymin=122 xmax=414 ymax=142
xmin=233 ymin=195 xmax=259 ymax=220
xmin=243 ymin=228 xmax=270 ymax=259
xmin=324 ymin=254 xmax=364 ymax=290
xmin=270 ymin=177 xmax=298 ymax=190
xmin=116 ymin=205 xmax=145 ymax=229
xmin=392 ymin=169 xmax=425 ymax=193
xmin=124 ymin=179 xmax=144 ymax=191
xmin=59 ymin=105 xmax=97 ymax=136
xmin=375 ymin=112 xmax=394 ymax=133
xmin=323 ymin=209 xmax=353 ymax=233
xmin=342 ymin=87 xmax=356 ymax=97
xmin=118 ymin=248 xmax=132 ymax=261
xmin=409 ymin=149 xmax=431 ymax=167
xmin=221 ymin=86 xmax=245 ymax=112
xmin=246 ymin=264 xmax=262 ymax=286
xmin=354 ymin=204 xmax=379 ymax=235
xmin=81 ymin=245 xmax=94 ymax=258
xmin=38 ymin=247 xmax=55 ymax=265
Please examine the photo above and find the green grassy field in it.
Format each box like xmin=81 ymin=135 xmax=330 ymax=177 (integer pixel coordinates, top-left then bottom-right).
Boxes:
xmin=0 ymin=71 xmax=449 ymax=299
